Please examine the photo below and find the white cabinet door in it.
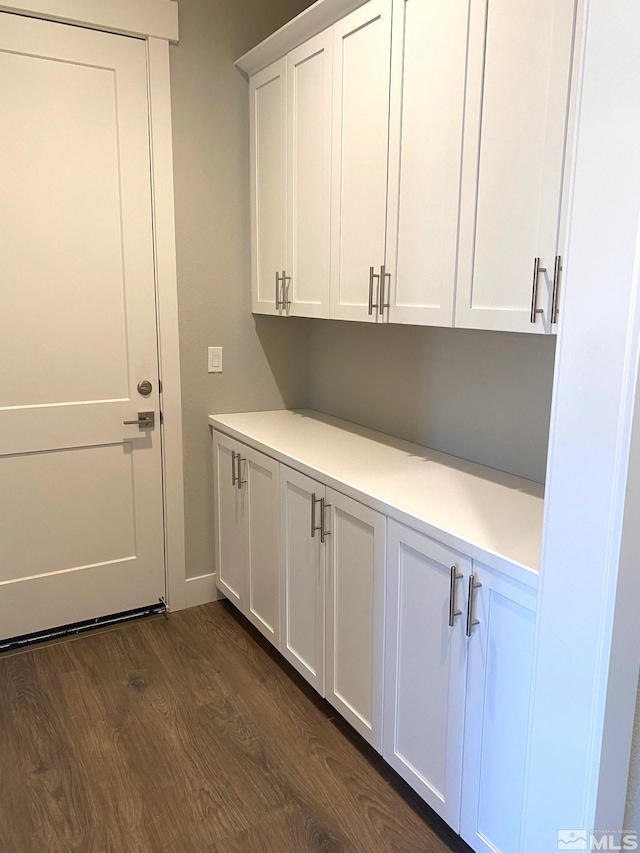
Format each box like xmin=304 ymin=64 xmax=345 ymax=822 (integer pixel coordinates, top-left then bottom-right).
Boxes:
xmin=243 ymin=444 xmax=280 ymax=647
xmin=287 ymin=31 xmax=333 ymax=319
xmin=461 ymin=563 xmax=537 ymax=853
xmin=385 ymin=0 xmax=469 ymax=327
xmin=279 ymin=465 xmax=326 ymax=694
xmin=456 ymin=0 xmax=576 ymax=333
xmin=383 ymin=521 xmax=471 ymax=830
xmin=250 ymin=57 xmax=287 ymax=316
xmin=330 ymin=0 xmax=392 ymax=322
xmin=213 ymin=431 xmax=246 ymax=608
xmin=325 ymin=489 xmax=386 ymax=751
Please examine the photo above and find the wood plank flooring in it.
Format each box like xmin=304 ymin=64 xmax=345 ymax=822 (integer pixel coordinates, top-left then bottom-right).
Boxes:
xmin=0 ymin=601 xmax=469 ymax=853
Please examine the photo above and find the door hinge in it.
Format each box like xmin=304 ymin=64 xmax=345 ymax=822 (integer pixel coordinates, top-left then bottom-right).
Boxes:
xmin=160 ymin=411 xmax=164 ymax=424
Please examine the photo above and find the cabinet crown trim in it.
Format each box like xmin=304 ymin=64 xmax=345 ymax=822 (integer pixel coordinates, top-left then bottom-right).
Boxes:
xmin=234 ymin=0 xmax=369 ymax=78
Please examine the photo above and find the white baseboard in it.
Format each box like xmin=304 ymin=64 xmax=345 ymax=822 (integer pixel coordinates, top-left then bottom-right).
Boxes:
xmin=184 ymin=573 xmax=225 ymax=608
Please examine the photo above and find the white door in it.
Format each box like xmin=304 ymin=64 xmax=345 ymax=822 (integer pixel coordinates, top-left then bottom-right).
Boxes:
xmin=456 ymin=0 xmax=576 ymax=333
xmin=325 ymin=489 xmax=386 ymax=751
xmin=287 ymin=31 xmax=333 ymax=319
xmin=383 ymin=521 xmax=470 ymax=830
xmin=250 ymin=58 xmax=288 ymax=316
xmin=0 ymin=14 xmax=165 ymax=640
xmin=279 ymin=465 xmax=325 ymax=694
xmin=461 ymin=563 xmax=537 ymax=853
xmin=330 ymin=0 xmax=392 ymax=322
xmin=244 ymin=444 xmax=280 ymax=647
xmin=213 ymin=432 xmax=246 ymax=609
xmin=385 ymin=0 xmax=469 ymax=327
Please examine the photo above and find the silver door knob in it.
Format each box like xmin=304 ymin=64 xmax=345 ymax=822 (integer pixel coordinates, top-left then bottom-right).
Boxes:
xmin=137 ymin=379 xmax=153 ymax=396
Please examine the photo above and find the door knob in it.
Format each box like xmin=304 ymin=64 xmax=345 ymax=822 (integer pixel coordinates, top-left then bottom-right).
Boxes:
xmin=137 ymin=379 xmax=153 ymax=396
xmin=124 ymin=411 xmax=155 ymax=429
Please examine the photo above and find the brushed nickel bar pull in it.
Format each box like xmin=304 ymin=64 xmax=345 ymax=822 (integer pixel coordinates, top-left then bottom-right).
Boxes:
xmin=530 ymin=257 xmax=546 ymax=323
xmin=231 ymin=451 xmax=238 ymax=486
xmin=449 ymin=566 xmax=463 ymax=627
xmin=320 ymin=498 xmax=331 ymax=544
xmin=379 ymin=264 xmax=391 ymax=316
xmin=368 ymin=266 xmax=380 ymax=315
xmin=551 ymin=255 xmax=562 ymax=324
xmin=466 ymin=573 xmax=482 ymax=637
xmin=237 ymin=455 xmax=246 ymax=489
xmin=282 ymin=272 xmax=292 ymax=310
xmin=311 ymin=493 xmax=322 ymax=538
xmin=275 ymin=271 xmax=283 ymax=309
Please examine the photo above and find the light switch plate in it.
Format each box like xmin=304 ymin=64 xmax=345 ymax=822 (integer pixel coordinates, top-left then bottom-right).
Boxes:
xmin=208 ymin=346 xmax=223 ymax=373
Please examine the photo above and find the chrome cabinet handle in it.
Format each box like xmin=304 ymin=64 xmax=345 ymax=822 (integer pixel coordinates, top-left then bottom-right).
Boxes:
xmin=237 ymin=455 xmax=246 ymax=489
xmin=311 ymin=492 xmax=321 ymax=538
xmin=379 ymin=264 xmax=391 ymax=316
xmin=124 ymin=411 xmax=155 ymax=429
xmin=320 ymin=498 xmax=331 ymax=544
xmin=466 ymin=573 xmax=482 ymax=637
xmin=282 ymin=272 xmax=291 ymax=310
xmin=551 ymin=255 xmax=562 ymax=324
xmin=449 ymin=566 xmax=463 ymax=627
xmin=530 ymin=257 xmax=547 ymax=323
xmin=368 ymin=266 xmax=380 ymax=315
xmin=231 ymin=450 xmax=238 ymax=486
xmin=275 ymin=271 xmax=283 ymax=309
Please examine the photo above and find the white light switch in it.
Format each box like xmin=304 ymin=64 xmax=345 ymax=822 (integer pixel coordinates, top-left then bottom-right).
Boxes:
xmin=208 ymin=347 xmax=223 ymax=374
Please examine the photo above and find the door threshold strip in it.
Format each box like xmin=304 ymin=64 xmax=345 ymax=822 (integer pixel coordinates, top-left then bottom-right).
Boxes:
xmin=0 ymin=601 xmax=167 ymax=654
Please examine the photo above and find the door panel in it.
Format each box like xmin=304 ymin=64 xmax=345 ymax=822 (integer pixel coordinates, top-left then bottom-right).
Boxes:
xmin=384 ymin=521 xmax=470 ymax=830
xmin=330 ymin=0 xmax=392 ymax=321
xmin=279 ymin=465 xmax=325 ymax=694
xmin=214 ymin=433 xmax=246 ymax=608
xmin=456 ymin=0 xmax=576 ymax=332
xmin=0 ymin=14 xmax=165 ymax=638
xmin=386 ymin=0 xmax=469 ymax=327
xmin=287 ymin=31 xmax=333 ymax=318
xmin=461 ymin=564 xmax=537 ymax=853
xmin=326 ymin=489 xmax=385 ymax=750
xmin=250 ymin=58 xmax=287 ymax=315
xmin=245 ymin=445 xmax=280 ymax=646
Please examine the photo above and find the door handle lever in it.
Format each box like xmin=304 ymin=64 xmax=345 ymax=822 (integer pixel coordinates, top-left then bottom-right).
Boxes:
xmin=124 ymin=411 xmax=155 ymax=429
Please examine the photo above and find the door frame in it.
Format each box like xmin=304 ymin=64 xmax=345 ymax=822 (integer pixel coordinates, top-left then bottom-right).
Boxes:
xmin=1 ymin=0 xmax=187 ymax=611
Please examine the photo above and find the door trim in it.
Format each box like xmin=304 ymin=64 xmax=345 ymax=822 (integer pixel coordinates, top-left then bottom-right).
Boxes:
xmin=0 ymin=0 xmax=178 ymax=42
xmin=0 ymin=2 xmax=187 ymax=612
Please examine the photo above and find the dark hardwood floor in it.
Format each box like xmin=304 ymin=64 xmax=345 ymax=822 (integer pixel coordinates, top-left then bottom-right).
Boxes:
xmin=0 ymin=601 xmax=467 ymax=853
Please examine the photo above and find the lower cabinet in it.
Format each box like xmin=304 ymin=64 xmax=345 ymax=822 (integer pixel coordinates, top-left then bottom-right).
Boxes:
xmin=383 ymin=519 xmax=536 ymax=846
xmin=460 ymin=562 xmax=537 ymax=853
xmin=279 ymin=464 xmax=385 ymax=750
xmin=213 ymin=431 xmax=537 ymax=850
xmin=213 ymin=431 xmax=280 ymax=647
xmin=383 ymin=520 xmax=471 ymax=829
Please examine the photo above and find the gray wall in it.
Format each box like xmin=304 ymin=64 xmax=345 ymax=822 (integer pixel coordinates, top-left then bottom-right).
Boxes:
xmin=169 ymin=0 xmax=313 ymax=579
xmin=308 ymin=321 xmax=556 ymax=484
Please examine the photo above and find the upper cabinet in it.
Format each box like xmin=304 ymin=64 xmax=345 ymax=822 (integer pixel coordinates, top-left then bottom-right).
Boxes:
xmin=250 ymin=58 xmax=287 ymax=315
xmin=330 ymin=0 xmax=392 ymax=322
xmin=239 ymin=0 xmax=578 ymax=334
xmin=385 ymin=0 xmax=469 ymax=327
xmin=456 ymin=0 xmax=577 ymax=333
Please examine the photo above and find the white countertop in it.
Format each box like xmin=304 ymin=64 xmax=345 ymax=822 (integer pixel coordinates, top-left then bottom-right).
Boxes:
xmin=208 ymin=409 xmax=544 ymax=579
